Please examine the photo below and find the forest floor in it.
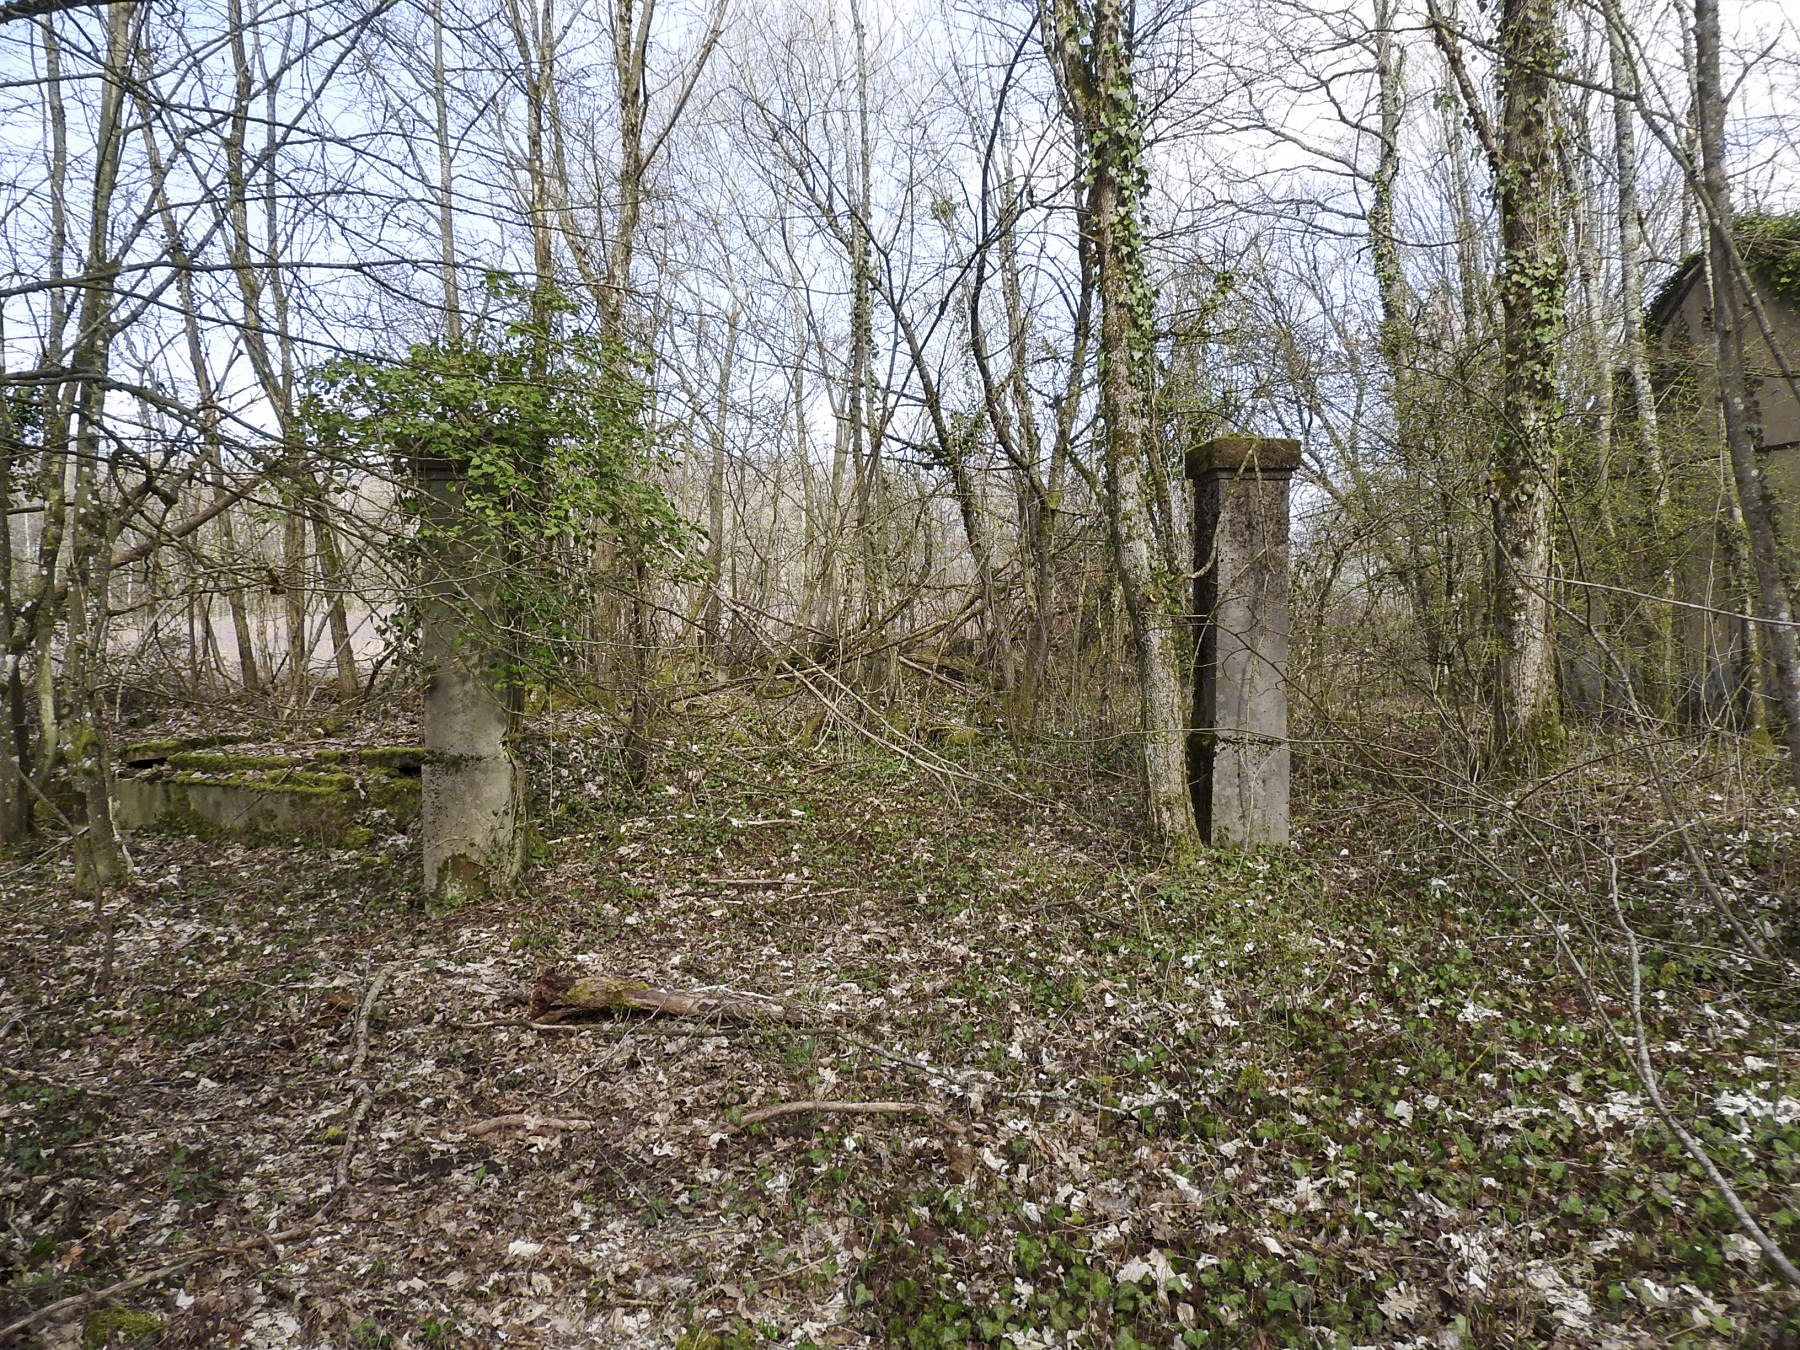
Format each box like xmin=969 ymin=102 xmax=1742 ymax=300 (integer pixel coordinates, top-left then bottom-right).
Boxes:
xmin=3 ymin=706 xmax=1799 ymax=1349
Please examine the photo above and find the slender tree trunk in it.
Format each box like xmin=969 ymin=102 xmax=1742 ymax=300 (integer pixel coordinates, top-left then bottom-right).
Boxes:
xmin=282 ymin=510 xmax=308 ymax=702
xmin=0 ymin=347 xmax=28 ymax=839
xmin=1000 ymin=192 xmax=1067 ymax=721
xmin=602 ymin=0 xmax=660 ymax=780
xmin=314 ymin=507 xmax=358 ymax=696
xmin=4 ymin=14 xmax=76 ymax=838
xmin=132 ymin=66 xmax=262 ymax=694
xmin=1371 ymin=0 xmax=1456 ymax=695
xmin=1560 ymin=86 xmax=1620 ymax=715
xmin=63 ymin=0 xmax=136 ymax=896
xmin=703 ymin=310 xmax=739 ymax=656
xmin=845 ymin=0 xmax=889 ymax=695
xmin=431 ymin=0 xmax=462 ymax=346
xmin=1607 ymin=18 xmax=1673 ymax=711
xmin=214 ymin=463 xmax=261 ymax=691
xmin=880 ymin=286 xmax=1012 ymax=688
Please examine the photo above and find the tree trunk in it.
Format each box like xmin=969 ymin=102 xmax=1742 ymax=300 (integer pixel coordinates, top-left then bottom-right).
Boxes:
xmin=282 ymin=507 xmax=309 ymax=704
xmin=703 ymin=310 xmax=739 ymax=657
xmin=215 ymin=464 xmax=261 ymax=691
xmin=313 ymin=506 xmax=358 ymax=698
xmin=1607 ymin=16 xmax=1673 ymax=712
xmin=0 ymin=372 xmax=28 ymax=839
xmin=1434 ymin=0 xmax=1567 ymax=769
xmin=1490 ymin=0 xmax=1565 ymax=767
xmin=64 ymin=2 xmax=134 ymax=895
xmin=1044 ymin=0 xmax=1200 ymax=861
xmin=845 ymin=0 xmax=890 ymax=697
xmin=1370 ymin=0 xmax=1458 ymax=697
xmin=431 ymin=0 xmax=462 ymax=346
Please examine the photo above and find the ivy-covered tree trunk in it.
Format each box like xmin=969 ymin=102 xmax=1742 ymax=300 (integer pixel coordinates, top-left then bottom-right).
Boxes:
xmin=1043 ymin=0 xmax=1200 ymax=861
xmin=1434 ymin=0 xmax=1567 ymax=770
xmin=1489 ymin=0 xmax=1565 ymax=769
xmin=607 ymin=0 xmax=661 ymax=782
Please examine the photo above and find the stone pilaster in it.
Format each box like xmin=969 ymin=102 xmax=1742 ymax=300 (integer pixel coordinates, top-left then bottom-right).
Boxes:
xmin=416 ymin=461 xmax=523 ymax=902
xmin=1188 ymin=436 xmax=1301 ymax=847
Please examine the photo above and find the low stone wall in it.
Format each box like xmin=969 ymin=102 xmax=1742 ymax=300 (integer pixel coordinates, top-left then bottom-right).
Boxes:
xmin=114 ymin=742 xmax=422 ymax=846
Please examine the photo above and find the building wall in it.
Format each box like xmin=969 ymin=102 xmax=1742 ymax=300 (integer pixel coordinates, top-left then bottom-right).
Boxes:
xmin=1648 ymin=271 xmax=1799 ymax=721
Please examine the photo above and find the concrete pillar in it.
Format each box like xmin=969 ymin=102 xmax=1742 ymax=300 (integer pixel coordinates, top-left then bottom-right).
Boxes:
xmin=416 ymin=462 xmax=523 ymax=903
xmin=1187 ymin=435 xmax=1301 ymax=847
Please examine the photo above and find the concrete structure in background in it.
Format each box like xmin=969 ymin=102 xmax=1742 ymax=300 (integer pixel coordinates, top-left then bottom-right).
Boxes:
xmin=1645 ymin=229 xmax=1800 ymax=720
xmin=1187 ymin=435 xmax=1301 ymax=847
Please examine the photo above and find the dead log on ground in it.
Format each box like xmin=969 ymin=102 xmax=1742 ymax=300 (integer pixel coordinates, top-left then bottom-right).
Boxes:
xmin=528 ymin=970 xmax=805 ymax=1025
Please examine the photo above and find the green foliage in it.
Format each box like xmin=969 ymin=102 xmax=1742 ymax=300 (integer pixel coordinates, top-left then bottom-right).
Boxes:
xmin=1648 ymin=212 xmax=1800 ymax=319
xmin=4 ymin=1080 xmax=103 ymax=1177
xmin=303 ymin=276 xmax=690 ymax=694
xmin=1737 ymin=213 xmax=1800 ymax=303
xmin=161 ymin=1143 xmax=222 ymax=1203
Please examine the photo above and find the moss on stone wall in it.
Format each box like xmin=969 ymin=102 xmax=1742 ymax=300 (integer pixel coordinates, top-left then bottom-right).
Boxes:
xmin=114 ymin=740 xmax=423 ymax=844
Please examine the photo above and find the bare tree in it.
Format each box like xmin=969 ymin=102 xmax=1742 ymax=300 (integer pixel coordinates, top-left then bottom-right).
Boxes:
xmin=1041 ymin=0 xmax=1200 ymax=860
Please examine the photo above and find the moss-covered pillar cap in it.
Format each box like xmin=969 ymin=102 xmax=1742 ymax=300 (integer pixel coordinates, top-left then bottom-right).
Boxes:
xmin=1186 ymin=435 xmax=1303 ymax=480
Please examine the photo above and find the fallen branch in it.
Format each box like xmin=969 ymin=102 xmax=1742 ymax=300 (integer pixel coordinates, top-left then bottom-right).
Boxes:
xmin=468 ymin=1113 xmax=605 ymax=1138
xmin=529 ymin=970 xmax=805 ymax=1025
xmin=736 ymin=1099 xmax=944 ymax=1128
xmin=0 ymin=1224 xmax=312 ymax=1342
xmin=334 ymin=964 xmax=394 ymax=1190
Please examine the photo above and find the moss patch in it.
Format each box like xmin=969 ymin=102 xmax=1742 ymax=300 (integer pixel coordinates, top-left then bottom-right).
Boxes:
xmin=82 ymin=1309 xmax=163 ymax=1347
xmin=119 ymin=734 xmax=257 ymax=765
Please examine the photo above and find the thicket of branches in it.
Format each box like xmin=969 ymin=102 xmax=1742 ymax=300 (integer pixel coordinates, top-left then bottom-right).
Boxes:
xmin=0 ymin=0 xmax=1796 ymax=849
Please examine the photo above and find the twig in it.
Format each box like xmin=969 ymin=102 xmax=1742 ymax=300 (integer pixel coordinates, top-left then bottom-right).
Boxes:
xmin=736 ymin=1099 xmax=944 ymax=1127
xmin=468 ymin=1113 xmax=605 ymax=1138
xmin=0 ymin=1224 xmax=312 ymax=1342
xmin=832 ymin=1029 xmax=965 ymax=1084
xmin=333 ymin=963 xmax=394 ymax=1190
xmin=1606 ymin=859 xmax=1800 ymax=1287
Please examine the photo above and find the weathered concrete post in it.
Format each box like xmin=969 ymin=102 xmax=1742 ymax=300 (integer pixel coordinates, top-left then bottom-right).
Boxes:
xmin=415 ymin=458 xmax=524 ymax=903
xmin=1187 ymin=435 xmax=1301 ymax=847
